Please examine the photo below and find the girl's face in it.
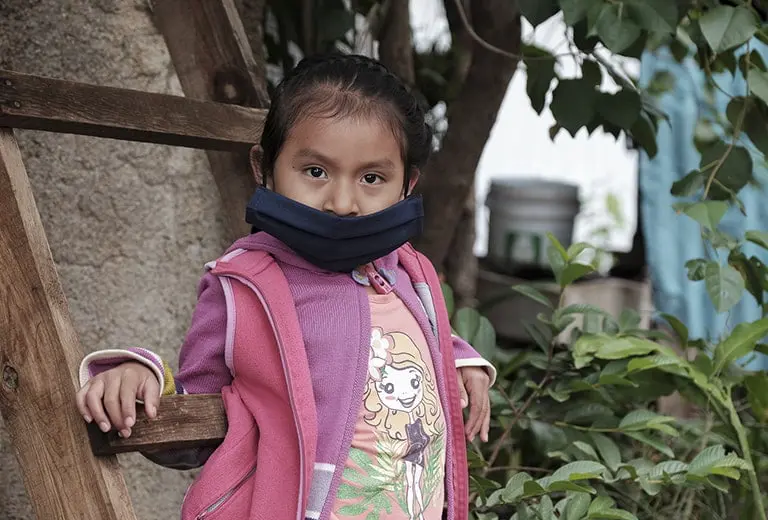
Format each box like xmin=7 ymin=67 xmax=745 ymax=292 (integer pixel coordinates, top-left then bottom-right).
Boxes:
xmin=267 ymin=115 xmax=418 ymax=216
xmin=376 ymin=365 xmax=425 ymax=413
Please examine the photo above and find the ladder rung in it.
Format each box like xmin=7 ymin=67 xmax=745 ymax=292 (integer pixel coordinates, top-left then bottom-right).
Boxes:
xmin=0 ymin=69 xmax=265 ymax=151
xmin=87 ymin=394 xmax=227 ymax=455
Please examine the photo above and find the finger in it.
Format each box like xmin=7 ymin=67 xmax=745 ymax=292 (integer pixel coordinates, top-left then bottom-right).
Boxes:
xmin=465 ymin=382 xmax=482 ymax=441
xmin=76 ymin=383 xmax=93 ymax=423
xmin=139 ymin=374 xmax=161 ymax=419
xmin=457 ymin=371 xmax=469 ymax=409
xmin=481 ymin=394 xmax=491 ymax=443
xmin=85 ymin=379 xmax=110 ymax=432
xmin=119 ymin=371 xmax=141 ymax=436
xmin=102 ymin=377 xmax=123 ymax=434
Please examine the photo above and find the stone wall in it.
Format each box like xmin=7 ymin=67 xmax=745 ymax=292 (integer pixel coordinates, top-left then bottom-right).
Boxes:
xmin=0 ymin=2 xmax=230 ymax=518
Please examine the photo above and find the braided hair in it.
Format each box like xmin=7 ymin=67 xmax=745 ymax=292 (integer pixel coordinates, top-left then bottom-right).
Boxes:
xmin=259 ymin=53 xmax=432 ymax=195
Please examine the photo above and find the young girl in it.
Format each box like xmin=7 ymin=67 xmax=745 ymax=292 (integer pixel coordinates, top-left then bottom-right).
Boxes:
xmin=76 ymin=54 xmax=495 ymax=520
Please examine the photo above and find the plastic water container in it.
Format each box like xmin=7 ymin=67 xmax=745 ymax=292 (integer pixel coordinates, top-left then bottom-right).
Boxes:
xmin=485 ymin=178 xmax=580 ymax=271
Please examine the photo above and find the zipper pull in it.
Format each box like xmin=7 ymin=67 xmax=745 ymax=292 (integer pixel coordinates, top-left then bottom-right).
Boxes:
xmin=363 ymin=264 xmax=393 ymax=295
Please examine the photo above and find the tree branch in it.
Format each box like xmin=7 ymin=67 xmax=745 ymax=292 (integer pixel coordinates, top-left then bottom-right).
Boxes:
xmin=415 ymin=0 xmax=521 ymax=267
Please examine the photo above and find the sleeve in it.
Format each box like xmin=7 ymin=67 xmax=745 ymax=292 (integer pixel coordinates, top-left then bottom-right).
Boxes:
xmin=452 ymin=334 xmax=497 ymax=386
xmin=78 ymin=271 xmax=232 ymax=469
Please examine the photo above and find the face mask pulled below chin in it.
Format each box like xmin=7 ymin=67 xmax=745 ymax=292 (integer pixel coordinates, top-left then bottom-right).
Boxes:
xmin=244 ymin=186 xmax=424 ymax=272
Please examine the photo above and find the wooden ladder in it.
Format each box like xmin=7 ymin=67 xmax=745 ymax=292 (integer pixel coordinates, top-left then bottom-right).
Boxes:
xmin=0 ymin=1 xmax=269 ymax=518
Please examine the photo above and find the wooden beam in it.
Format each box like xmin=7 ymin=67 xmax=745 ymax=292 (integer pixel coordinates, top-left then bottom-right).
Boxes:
xmin=153 ymin=0 xmax=270 ymax=239
xmin=88 ymin=394 xmax=226 ymax=456
xmin=0 ymin=128 xmax=136 ymax=520
xmin=0 ymin=69 xmax=265 ymax=151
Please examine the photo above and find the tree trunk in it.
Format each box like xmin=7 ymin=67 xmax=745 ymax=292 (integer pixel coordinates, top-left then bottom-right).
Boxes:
xmin=378 ymin=0 xmax=414 ymax=86
xmin=415 ymin=0 xmax=521 ymax=271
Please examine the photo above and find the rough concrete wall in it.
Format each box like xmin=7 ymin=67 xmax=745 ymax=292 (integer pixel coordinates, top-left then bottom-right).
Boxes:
xmin=0 ymin=1 xmax=229 ymax=518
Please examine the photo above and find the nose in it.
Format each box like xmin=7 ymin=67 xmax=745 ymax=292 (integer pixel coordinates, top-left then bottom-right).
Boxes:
xmin=322 ymin=182 xmax=359 ymax=217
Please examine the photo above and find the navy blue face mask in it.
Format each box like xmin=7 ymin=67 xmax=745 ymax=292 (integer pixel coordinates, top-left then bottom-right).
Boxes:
xmin=245 ymin=187 xmax=424 ymax=272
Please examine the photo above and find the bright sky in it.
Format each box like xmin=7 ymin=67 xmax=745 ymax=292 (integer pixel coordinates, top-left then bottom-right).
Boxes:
xmin=409 ymin=0 xmax=639 ymax=254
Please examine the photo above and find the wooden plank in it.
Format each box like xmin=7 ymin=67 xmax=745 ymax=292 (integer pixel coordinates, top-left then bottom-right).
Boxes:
xmin=0 ymin=128 xmax=136 ymax=520
xmin=88 ymin=394 xmax=226 ymax=456
xmin=153 ymin=0 xmax=270 ymax=238
xmin=0 ymin=69 xmax=265 ymax=151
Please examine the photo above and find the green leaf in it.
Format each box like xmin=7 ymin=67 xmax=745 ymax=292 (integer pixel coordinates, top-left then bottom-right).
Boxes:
xmin=685 ymin=258 xmax=708 ymax=281
xmin=660 ymin=313 xmax=689 ymax=347
xmin=581 ymin=60 xmax=602 ymax=87
xmin=728 ymin=251 xmax=764 ymax=305
xmin=727 ymin=96 xmax=768 ymax=157
xmin=748 ymin=68 xmax=768 ymax=106
xmin=626 ymin=353 xmax=685 ymax=374
xmin=560 ymin=0 xmax=598 ymax=25
xmin=564 ymin=403 xmax=616 ymax=425
xmin=618 ymin=410 xmax=674 ymax=432
xmin=441 ymin=282 xmax=455 ymax=317
xmin=538 ymin=495 xmax=555 ymax=520
xmin=564 ymin=492 xmax=592 ymax=520
xmin=625 ymin=432 xmax=675 ymax=458
xmin=704 ymin=262 xmax=745 ymax=313
xmin=588 ymin=496 xmax=615 ymax=513
xmin=573 ymin=441 xmax=600 ymax=461
xmin=590 ymin=433 xmax=622 ymax=472
xmin=745 ymin=373 xmax=768 ymax=423
xmin=596 ymin=89 xmax=642 ymax=129
xmin=625 ymin=0 xmax=677 ymax=34
xmin=680 ymin=201 xmax=729 ymax=230
xmin=713 ymin=317 xmax=768 ymax=373
xmin=630 ymin=112 xmax=658 ymax=158
xmin=511 ymin=284 xmax=555 ymax=309
xmin=698 ymin=141 xmax=753 ymax=199
xmin=746 ymin=230 xmax=768 ymax=250
xmin=548 ymin=480 xmax=596 ymax=494
xmin=519 ymin=0 xmax=559 ymax=26
xmin=548 ymin=245 xmax=567 ymax=284
xmin=561 ymin=262 xmax=595 ymax=287
xmin=670 ymin=170 xmax=705 ymax=197
xmin=588 ymin=509 xmax=638 ymax=520
xmin=575 ymin=335 xmax=658 ymax=362
xmin=551 ymin=78 xmax=598 ymax=136
xmin=568 ymin=242 xmax=593 ymax=261
xmin=550 ymin=461 xmax=607 ymax=482
xmin=699 ymin=5 xmax=759 ymax=53
xmin=453 ymin=308 xmax=498 ymax=359
xmin=501 ymin=471 xmax=534 ymax=502
xmin=593 ymin=4 xmax=642 ymax=53
xmin=522 ymin=480 xmax=548 ymax=498
xmin=687 ymin=445 xmax=747 ymax=478
xmin=525 ymin=48 xmax=557 ymax=114
xmin=531 ymin=420 xmax=568 ymax=452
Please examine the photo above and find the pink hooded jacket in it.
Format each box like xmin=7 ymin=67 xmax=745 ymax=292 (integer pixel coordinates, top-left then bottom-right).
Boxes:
xmin=80 ymin=233 xmax=496 ymax=520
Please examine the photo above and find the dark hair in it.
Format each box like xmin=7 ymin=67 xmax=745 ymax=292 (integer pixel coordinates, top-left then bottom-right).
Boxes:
xmin=259 ymin=53 xmax=432 ymax=193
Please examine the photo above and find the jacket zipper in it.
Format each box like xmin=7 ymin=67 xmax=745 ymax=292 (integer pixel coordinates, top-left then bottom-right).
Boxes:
xmin=196 ymin=464 xmax=258 ymax=519
xmin=230 ymin=275 xmax=307 ymax=520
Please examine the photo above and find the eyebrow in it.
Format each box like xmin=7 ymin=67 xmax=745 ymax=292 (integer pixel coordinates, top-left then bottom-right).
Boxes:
xmin=294 ymin=148 xmax=397 ymax=171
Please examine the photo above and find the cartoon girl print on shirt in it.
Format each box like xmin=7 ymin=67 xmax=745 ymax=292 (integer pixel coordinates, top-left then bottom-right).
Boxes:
xmin=364 ymin=328 xmax=443 ymax=520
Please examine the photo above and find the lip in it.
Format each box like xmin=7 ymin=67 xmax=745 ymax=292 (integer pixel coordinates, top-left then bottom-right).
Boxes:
xmin=398 ymin=395 xmax=416 ymax=408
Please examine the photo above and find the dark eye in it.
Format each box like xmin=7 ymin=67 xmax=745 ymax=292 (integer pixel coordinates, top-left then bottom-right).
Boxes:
xmin=306 ymin=167 xmax=326 ymax=179
xmin=362 ymin=173 xmax=381 ymax=184
xmin=411 ymin=377 xmax=420 ymax=389
xmin=383 ymin=383 xmax=394 ymax=394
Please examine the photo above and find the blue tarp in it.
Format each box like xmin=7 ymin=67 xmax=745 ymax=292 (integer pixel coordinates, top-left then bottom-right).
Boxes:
xmin=639 ymin=43 xmax=768 ymax=370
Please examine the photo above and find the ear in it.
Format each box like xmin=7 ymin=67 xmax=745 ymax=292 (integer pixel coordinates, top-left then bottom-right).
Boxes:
xmin=249 ymin=145 xmax=269 ymax=187
xmin=406 ymin=168 xmax=421 ymax=195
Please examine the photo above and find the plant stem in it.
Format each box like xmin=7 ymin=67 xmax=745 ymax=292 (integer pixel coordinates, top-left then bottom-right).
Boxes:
xmin=726 ymin=399 xmax=766 ymax=520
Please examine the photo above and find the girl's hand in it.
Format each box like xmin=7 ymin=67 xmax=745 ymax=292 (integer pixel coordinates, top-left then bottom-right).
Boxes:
xmin=75 ymin=361 xmax=160 ymax=438
xmin=457 ymin=366 xmax=491 ymax=443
